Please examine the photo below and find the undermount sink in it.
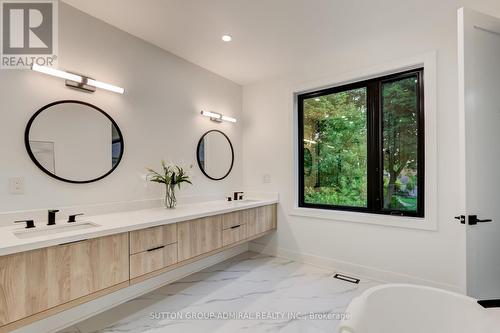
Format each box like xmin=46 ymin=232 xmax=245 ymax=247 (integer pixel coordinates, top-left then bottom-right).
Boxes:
xmin=13 ymin=222 xmax=100 ymax=239
xmin=231 ymin=199 xmax=260 ymax=203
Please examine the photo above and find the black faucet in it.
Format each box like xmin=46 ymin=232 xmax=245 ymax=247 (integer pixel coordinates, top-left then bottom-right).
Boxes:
xmin=15 ymin=220 xmax=35 ymax=229
xmin=233 ymin=192 xmax=244 ymax=201
xmin=48 ymin=210 xmax=59 ymax=225
xmin=68 ymin=213 xmax=84 ymax=223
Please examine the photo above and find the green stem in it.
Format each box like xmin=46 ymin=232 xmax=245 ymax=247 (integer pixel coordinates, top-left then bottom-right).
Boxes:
xmin=165 ymin=184 xmax=177 ymax=208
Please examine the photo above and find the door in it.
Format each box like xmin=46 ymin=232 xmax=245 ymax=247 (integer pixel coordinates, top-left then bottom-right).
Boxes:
xmin=459 ymin=8 xmax=500 ymax=299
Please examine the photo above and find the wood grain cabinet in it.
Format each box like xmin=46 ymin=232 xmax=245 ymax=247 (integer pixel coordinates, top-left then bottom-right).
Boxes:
xmin=246 ymin=204 xmax=277 ymax=238
xmin=129 ymin=224 xmax=179 ymax=279
xmin=192 ymin=204 xmax=277 ymax=249
xmin=177 ymin=215 xmax=223 ymax=261
xmin=129 ymin=224 xmax=177 ymax=254
xmin=0 ymin=204 xmax=277 ymax=332
xmin=130 ymin=243 xmax=177 ymax=279
xmin=0 ymin=233 xmax=129 ymax=327
xmin=222 ymin=224 xmax=247 ymax=246
xmin=221 ymin=211 xmax=248 ymax=246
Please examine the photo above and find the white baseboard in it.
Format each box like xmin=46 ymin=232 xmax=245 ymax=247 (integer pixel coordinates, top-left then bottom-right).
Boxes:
xmin=249 ymin=242 xmax=462 ymax=293
xmin=15 ymin=243 xmax=249 ymax=333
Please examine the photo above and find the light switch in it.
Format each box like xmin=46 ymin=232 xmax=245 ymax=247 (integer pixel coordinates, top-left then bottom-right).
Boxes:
xmin=263 ymin=174 xmax=271 ymax=184
xmin=9 ymin=177 xmax=25 ymax=194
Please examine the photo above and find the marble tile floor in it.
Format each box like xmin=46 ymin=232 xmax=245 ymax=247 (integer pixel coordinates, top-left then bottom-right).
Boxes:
xmin=59 ymin=252 xmax=379 ymax=333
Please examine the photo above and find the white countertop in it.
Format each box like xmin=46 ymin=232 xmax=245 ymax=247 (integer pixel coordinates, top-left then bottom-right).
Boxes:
xmin=0 ymin=199 xmax=278 ymax=257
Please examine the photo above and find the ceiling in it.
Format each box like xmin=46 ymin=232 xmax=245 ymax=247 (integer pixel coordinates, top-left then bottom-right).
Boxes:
xmin=62 ymin=0 xmax=500 ymax=85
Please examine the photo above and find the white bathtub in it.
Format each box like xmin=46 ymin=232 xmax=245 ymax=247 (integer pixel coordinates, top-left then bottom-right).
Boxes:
xmin=339 ymin=284 xmax=500 ymax=333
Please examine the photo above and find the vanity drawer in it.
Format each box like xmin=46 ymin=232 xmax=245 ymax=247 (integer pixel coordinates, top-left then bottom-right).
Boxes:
xmin=129 ymin=243 xmax=178 ymax=279
xmin=222 ymin=224 xmax=247 ymax=246
xmin=129 ymin=224 xmax=177 ymax=254
xmin=222 ymin=211 xmax=245 ymax=229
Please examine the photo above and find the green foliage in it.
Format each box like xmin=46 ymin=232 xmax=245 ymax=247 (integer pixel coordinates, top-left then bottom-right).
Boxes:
xmin=147 ymin=161 xmax=192 ymax=189
xmin=382 ymin=76 xmax=418 ymax=210
xmin=304 ymin=186 xmax=366 ymax=207
xmin=303 ymin=76 xmax=419 ymax=212
xmin=303 ymin=88 xmax=367 ymax=207
xmin=405 ymin=175 xmax=416 ymax=192
xmin=390 ymin=195 xmax=417 ymax=211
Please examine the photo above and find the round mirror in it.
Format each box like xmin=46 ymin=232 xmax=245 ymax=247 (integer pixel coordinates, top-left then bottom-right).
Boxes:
xmin=25 ymin=100 xmax=124 ymax=184
xmin=196 ymin=130 xmax=234 ymax=181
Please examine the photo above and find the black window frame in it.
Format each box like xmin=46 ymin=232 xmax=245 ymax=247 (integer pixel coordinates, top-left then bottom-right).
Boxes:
xmin=297 ymin=68 xmax=425 ymax=218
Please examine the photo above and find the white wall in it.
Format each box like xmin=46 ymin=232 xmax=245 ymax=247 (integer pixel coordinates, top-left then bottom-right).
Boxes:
xmin=0 ymin=3 xmax=242 ymax=213
xmin=242 ymin=0 xmax=500 ymax=292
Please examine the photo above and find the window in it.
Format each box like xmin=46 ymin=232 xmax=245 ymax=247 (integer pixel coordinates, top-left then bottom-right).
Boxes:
xmin=298 ymin=69 xmax=424 ymax=217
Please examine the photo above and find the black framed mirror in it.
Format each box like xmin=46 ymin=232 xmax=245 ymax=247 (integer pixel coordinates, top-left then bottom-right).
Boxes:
xmin=196 ymin=130 xmax=234 ymax=181
xmin=25 ymin=100 xmax=124 ymax=184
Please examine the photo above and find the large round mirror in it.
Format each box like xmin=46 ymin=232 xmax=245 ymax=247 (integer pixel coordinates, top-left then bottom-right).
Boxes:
xmin=197 ymin=130 xmax=234 ymax=181
xmin=25 ymin=100 xmax=124 ymax=184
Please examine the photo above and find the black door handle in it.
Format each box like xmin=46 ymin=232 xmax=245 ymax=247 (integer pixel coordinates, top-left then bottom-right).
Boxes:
xmin=468 ymin=215 xmax=493 ymax=225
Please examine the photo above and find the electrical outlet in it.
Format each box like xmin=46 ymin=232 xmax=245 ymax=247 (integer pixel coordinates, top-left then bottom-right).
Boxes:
xmin=9 ymin=177 xmax=25 ymax=195
xmin=263 ymin=174 xmax=272 ymax=184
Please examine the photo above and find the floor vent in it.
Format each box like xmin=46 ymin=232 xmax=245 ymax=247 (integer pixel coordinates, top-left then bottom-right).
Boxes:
xmin=333 ymin=273 xmax=360 ymax=284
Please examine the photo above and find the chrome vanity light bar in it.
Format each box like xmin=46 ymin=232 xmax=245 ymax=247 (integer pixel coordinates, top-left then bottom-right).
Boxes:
xmin=221 ymin=115 xmax=237 ymax=123
xmin=31 ymin=64 xmax=83 ymax=83
xmin=201 ymin=110 xmax=222 ymax=121
xmin=31 ymin=64 xmax=125 ymax=95
xmin=86 ymin=78 xmax=125 ymax=94
xmin=201 ymin=110 xmax=237 ymax=123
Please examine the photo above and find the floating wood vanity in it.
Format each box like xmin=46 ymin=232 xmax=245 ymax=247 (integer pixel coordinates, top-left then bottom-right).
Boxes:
xmin=0 ymin=203 xmax=277 ymax=332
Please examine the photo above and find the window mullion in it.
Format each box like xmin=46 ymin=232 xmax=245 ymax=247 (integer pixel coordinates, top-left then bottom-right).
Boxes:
xmin=417 ymin=71 xmax=425 ymax=217
xmin=367 ymin=81 xmax=382 ymax=212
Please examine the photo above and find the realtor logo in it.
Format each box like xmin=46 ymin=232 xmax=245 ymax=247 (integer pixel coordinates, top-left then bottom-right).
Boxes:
xmin=1 ymin=0 xmax=58 ymax=68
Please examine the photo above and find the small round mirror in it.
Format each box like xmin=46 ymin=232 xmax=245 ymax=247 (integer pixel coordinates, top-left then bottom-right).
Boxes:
xmin=197 ymin=130 xmax=234 ymax=181
xmin=25 ymin=100 xmax=124 ymax=184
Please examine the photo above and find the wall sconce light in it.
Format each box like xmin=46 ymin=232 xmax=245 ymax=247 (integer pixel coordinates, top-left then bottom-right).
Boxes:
xmin=200 ymin=110 xmax=237 ymax=123
xmin=32 ymin=64 xmax=125 ymax=94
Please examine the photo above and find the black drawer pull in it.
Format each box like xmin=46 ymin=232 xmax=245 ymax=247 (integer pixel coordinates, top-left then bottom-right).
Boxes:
xmin=230 ymin=225 xmax=241 ymax=229
xmin=58 ymin=239 xmax=88 ymax=246
xmin=147 ymin=245 xmax=165 ymax=252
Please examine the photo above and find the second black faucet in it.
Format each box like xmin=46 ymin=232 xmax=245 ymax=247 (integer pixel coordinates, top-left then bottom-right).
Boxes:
xmin=47 ymin=209 xmax=59 ymax=225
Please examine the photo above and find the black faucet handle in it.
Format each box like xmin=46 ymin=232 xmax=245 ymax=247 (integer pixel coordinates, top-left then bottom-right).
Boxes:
xmin=15 ymin=220 xmax=35 ymax=229
xmin=68 ymin=213 xmax=84 ymax=223
xmin=233 ymin=191 xmax=244 ymax=200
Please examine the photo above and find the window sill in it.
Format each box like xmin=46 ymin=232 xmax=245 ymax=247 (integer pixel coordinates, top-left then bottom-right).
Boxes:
xmin=289 ymin=206 xmax=437 ymax=231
